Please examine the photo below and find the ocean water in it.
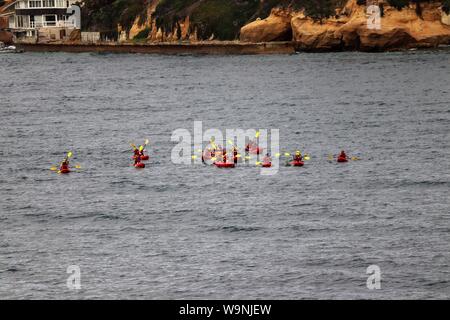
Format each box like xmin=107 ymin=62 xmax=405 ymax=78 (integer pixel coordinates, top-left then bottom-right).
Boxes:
xmin=0 ymin=50 xmax=449 ymax=299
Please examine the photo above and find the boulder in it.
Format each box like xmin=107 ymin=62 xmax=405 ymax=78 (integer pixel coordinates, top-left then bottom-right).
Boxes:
xmin=0 ymin=30 xmax=13 ymax=45
xmin=240 ymin=8 xmax=293 ymax=42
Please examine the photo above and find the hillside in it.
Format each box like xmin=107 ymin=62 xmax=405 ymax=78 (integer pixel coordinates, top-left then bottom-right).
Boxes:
xmin=79 ymin=0 xmax=450 ymax=48
xmin=81 ymin=0 xmax=346 ymax=40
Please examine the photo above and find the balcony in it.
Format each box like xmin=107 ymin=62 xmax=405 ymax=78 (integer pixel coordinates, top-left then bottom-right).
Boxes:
xmin=29 ymin=20 xmax=74 ymax=28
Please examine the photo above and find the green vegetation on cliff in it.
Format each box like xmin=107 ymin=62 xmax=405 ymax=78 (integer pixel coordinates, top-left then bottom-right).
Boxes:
xmin=153 ymin=0 xmax=277 ymax=40
xmin=80 ymin=0 xmax=450 ymax=41
xmin=80 ymin=0 xmax=148 ymax=34
xmin=152 ymin=0 xmax=339 ymax=40
xmin=443 ymin=0 xmax=450 ymax=13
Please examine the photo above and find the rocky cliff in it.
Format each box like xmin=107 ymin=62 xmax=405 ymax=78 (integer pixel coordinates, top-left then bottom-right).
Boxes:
xmin=240 ymin=0 xmax=450 ymax=51
xmin=0 ymin=0 xmax=13 ymax=44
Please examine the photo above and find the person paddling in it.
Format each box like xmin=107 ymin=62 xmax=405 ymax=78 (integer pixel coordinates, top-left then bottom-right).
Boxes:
xmin=337 ymin=150 xmax=348 ymax=162
xmin=60 ymin=158 xmax=70 ymax=172
xmin=263 ymin=153 xmax=272 ymax=165
xmin=232 ymin=146 xmax=238 ymax=164
xmin=293 ymin=151 xmax=303 ymax=162
xmin=133 ymin=147 xmax=140 ymax=158
xmin=246 ymin=140 xmax=256 ymax=152
xmin=134 ymin=153 xmax=142 ymax=165
xmin=222 ymin=148 xmax=227 ymax=163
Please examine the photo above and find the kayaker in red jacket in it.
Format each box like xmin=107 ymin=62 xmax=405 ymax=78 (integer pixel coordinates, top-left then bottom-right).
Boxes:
xmin=60 ymin=158 xmax=69 ymax=171
xmin=338 ymin=150 xmax=347 ymax=160
xmin=233 ymin=147 xmax=238 ymax=164
xmin=245 ymin=140 xmax=255 ymax=152
xmin=293 ymin=151 xmax=303 ymax=162
xmin=134 ymin=154 xmax=142 ymax=165
xmin=263 ymin=153 xmax=272 ymax=164
xmin=222 ymin=149 xmax=227 ymax=163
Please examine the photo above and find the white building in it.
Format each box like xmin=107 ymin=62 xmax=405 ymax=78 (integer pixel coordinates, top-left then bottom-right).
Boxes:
xmin=5 ymin=0 xmax=79 ymax=39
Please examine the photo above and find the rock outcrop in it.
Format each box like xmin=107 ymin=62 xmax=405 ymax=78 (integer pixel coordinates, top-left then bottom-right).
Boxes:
xmin=239 ymin=0 xmax=450 ymax=51
xmin=240 ymin=8 xmax=293 ymax=42
xmin=291 ymin=0 xmax=450 ymax=51
xmin=0 ymin=31 xmax=13 ymax=44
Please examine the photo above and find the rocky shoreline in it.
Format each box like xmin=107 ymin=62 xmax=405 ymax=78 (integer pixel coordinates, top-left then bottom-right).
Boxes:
xmin=14 ymin=41 xmax=296 ymax=55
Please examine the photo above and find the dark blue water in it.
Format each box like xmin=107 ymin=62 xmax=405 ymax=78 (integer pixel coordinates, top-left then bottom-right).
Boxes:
xmin=0 ymin=50 xmax=449 ymax=299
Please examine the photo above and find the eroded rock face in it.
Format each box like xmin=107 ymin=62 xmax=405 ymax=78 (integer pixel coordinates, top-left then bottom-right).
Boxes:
xmin=0 ymin=31 xmax=13 ymax=45
xmin=240 ymin=8 xmax=293 ymax=42
xmin=291 ymin=16 xmax=346 ymax=51
xmin=291 ymin=0 xmax=450 ymax=51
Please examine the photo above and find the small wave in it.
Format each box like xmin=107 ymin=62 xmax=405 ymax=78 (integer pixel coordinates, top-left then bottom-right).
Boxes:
xmin=220 ymin=226 xmax=262 ymax=233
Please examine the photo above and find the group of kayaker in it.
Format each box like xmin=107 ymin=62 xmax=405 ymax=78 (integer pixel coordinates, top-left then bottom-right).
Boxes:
xmin=132 ymin=139 xmax=150 ymax=168
xmin=52 ymin=139 xmax=352 ymax=173
xmin=199 ymin=141 xmax=350 ymax=169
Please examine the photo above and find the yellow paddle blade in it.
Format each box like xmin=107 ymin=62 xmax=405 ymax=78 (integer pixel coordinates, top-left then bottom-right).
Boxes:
xmin=211 ymin=157 xmax=217 ymax=161
xmin=244 ymin=156 xmax=251 ymax=160
xmin=67 ymin=151 xmax=73 ymax=158
xmin=191 ymin=155 xmax=197 ymax=159
xmin=351 ymin=156 xmax=360 ymax=161
xmin=50 ymin=166 xmax=58 ymax=171
xmin=328 ymin=154 xmax=333 ymax=160
xmin=304 ymin=156 xmax=310 ymax=160
xmin=255 ymin=131 xmax=260 ymax=138
xmin=284 ymin=153 xmax=290 ymax=157
xmin=255 ymin=161 xmax=262 ymax=166
xmin=275 ymin=153 xmax=281 ymax=158
xmin=75 ymin=164 xmax=81 ymax=169
xmin=236 ymin=154 xmax=242 ymax=158
xmin=144 ymin=139 xmax=149 ymax=145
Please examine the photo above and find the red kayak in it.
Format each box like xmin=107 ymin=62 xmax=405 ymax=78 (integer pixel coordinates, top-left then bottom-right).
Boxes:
xmin=291 ymin=161 xmax=304 ymax=167
xmin=337 ymin=157 xmax=348 ymax=163
xmin=134 ymin=162 xmax=145 ymax=168
xmin=214 ymin=162 xmax=235 ymax=168
xmin=59 ymin=168 xmax=70 ymax=174
xmin=261 ymin=162 xmax=272 ymax=168
xmin=132 ymin=155 xmax=149 ymax=160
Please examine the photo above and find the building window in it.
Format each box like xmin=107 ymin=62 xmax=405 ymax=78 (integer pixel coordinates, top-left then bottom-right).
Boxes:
xmin=43 ymin=0 xmax=55 ymax=7
xmin=16 ymin=15 xmax=28 ymax=28
xmin=29 ymin=1 xmax=43 ymax=8
xmin=44 ymin=14 xmax=56 ymax=26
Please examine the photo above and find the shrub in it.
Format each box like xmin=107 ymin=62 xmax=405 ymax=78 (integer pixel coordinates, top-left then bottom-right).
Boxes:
xmin=387 ymin=0 xmax=409 ymax=10
xmin=133 ymin=27 xmax=151 ymax=40
xmin=442 ymin=0 xmax=450 ymax=14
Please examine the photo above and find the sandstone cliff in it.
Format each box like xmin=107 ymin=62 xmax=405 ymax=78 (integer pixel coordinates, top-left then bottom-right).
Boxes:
xmin=240 ymin=0 xmax=450 ymax=51
xmin=240 ymin=8 xmax=293 ymax=42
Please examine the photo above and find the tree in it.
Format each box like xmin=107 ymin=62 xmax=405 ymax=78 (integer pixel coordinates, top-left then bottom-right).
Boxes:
xmin=303 ymin=0 xmax=335 ymax=22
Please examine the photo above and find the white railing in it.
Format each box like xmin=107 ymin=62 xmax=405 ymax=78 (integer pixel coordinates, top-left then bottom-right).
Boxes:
xmin=16 ymin=0 xmax=75 ymax=9
xmin=29 ymin=20 xmax=74 ymax=28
